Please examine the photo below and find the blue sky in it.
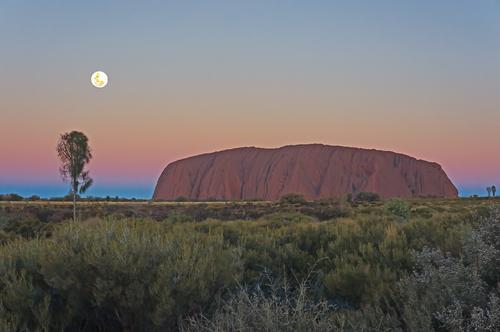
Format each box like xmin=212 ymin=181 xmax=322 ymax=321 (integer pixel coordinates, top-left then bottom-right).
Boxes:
xmin=1 ymin=1 xmax=499 ymax=198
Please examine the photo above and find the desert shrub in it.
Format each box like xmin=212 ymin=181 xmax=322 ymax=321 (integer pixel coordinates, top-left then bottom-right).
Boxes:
xmin=183 ymin=272 xmax=403 ymax=332
xmin=260 ymin=212 xmax=316 ymax=227
xmin=2 ymin=218 xmax=46 ymax=238
xmin=413 ymin=206 xmax=433 ymax=219
xmin=0 ymin=199 xmax=496 ymax=331
xmin=321 ymin=221 xmax=410 ymax=304
xmin=183 ymin=275 xmax=343 ymax=332
xmin=221 ymin=215 xmax=418 ymax=304
xmin=355 ymin=192 xmax=380 ymax=202
xmin=1 ymin=197 xmax=483 ymax=232
xmin=302 ymin=198 xmax=352 ymax=220
xmin=0 ymin=219 xmax=243 ymax=331
xmin=185 ymin=208 xmax=500 ymax=332
xmin=175 ymin=196 xmax=189 ymax=202
xmin=402 ymin=213 xmax=474 ymax=256
xmin=385 ymin=198 xmax=411 ymax=221
xmin=391 ymin=208 xmax=500 ymax=331
xmin=0 ymin=230 xmax=14 ymax=244
xmin=181 ymin=203 xmax=215 ymax=221
xmin=279 ymin=193 xmax=307 ymax=205
xmin=165 ymin=210 xmax=195 ymax=223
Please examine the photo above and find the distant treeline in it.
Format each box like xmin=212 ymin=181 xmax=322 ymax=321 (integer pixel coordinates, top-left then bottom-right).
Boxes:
xmin=0 ymin=193 xmax=148 ymax=202
xmin=1 ymin=191 xmax=497 ymax=203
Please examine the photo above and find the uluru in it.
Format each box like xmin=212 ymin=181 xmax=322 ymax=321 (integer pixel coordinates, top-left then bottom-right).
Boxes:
xmin=153 ymin=144 xmax=458 ymax=201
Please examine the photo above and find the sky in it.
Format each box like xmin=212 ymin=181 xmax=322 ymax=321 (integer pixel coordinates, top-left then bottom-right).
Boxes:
xmin=0 ymin=1 xmax=499 ymax=198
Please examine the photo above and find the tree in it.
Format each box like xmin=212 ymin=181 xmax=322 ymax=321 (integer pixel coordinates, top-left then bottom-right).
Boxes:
xmin=486 ymin=187 xmax=492 ymax=198
xmin=492 ymin=185 xmax=497 ymax=197
xmin=0 ymin=193 xmax=23 ymax=201
xmin=56 ymin=131 xmax=93 ymax=221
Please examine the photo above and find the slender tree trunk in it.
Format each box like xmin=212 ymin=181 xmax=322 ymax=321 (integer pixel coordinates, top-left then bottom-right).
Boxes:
xmin=73 ymin=184 xmax=77 ymax=222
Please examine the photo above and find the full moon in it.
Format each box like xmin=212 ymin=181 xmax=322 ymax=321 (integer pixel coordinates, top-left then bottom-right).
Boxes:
xmin=91 ymin=71 xmax=108 ymax=88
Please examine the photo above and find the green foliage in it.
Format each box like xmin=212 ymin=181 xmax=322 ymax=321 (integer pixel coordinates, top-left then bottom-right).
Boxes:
xmin=1 ymin=197 xmax=492 ymax=232
xmin=0 ymin=230 xmax=14 ymax=245
xmin=355 ymin=192 xmax=380 ymax=202
xmin=183 ymin=275 xmax=344 ymax=332
xmin=260 ymin=212 xmax=315 ymax=226
xmin=302 ymin=198 xmax=352 ymax=220
xmin=0 ymin=220 xmax=242 ymax=331
xmin=57 ymin=131 xmax=93 ymax=221
xmin=186 ymin=208 xmax=500 ymax=332
xmin=57 ymin=131 xmax=93 ymax=195
xmin=385 ymin=198 xmax=411 ymax=221
xmin=0 ymin=199 xmax=497 ymax=331
xmin=183 ymin=274 xmax=403 ymax=332
xmin=393 ymin=208 xmax=500 ymax=331
xmin=279 ymin=193 xmax=307 ymax=205
xmin=164 ymin=210 xmax=195 ymax=223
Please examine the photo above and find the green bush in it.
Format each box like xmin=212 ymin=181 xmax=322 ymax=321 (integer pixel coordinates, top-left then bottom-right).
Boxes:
xmin=164 ymin=210 xmax=195 ymax=223
xmin=302 ymin=198 xmax=352 ymax=220
xmin=279 ymin=193 xmax=307 ymax=205
xmin=0 ymin=219 xmax=242 ymax=331
xmin=260 ymin=212 xmax=315 ymax=227
xmin=183 ymin=274 xmax=403 ymax=332
xmin=175 ymin=196 xmax=189 ymax=202
xmin=0 ymin=200 xmax=496 ymax=331
xmin=355 ymin=192 xmax=380 ymax=202
xmin=185 ymin=208 xmax=500 ymax=332
xmin=183 ymin=276 xmax=343 ymax=332
xmin=393 ymin=208 xmax=500 ymax=331
xmin=385 ymin=198 xmax=411 ymax=221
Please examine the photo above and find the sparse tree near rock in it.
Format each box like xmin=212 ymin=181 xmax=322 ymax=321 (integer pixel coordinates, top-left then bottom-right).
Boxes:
xmin=57 ymin=131 xmax=93 ymax=221
xmin=492 ymin=185 xmax=496 ymax=197
xmin=486 ymin=187 xmax=492 ymax=197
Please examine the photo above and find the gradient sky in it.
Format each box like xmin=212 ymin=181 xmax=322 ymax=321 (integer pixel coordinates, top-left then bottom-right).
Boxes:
xmin=1 ymin=1 xmax=499 ymax=198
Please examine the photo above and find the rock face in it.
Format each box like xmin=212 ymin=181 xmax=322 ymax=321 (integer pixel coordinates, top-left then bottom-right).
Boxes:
xmin=153 ymin=144 xmax=458 ymax=201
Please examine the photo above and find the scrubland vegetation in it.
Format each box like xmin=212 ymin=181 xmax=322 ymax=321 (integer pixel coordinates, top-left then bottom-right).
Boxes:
xmin=0 ymin=196 xmax=498 ymax=331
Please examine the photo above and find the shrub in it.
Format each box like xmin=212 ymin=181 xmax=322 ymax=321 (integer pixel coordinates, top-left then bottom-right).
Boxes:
xmin=165 ymin=210 xmax=195 ymax=223
xmin=0 ymin=200 xmax=496 ymax=331
xmin=183 ymin=275 xmax=342 ymax=332
xmin=0 ymin=230 xmax=14 ymax=244
xmin=185 ymin=208 xmax=500 ymax=332
xmin=304 ymin=198 xmax=352 ymax=220
xmin=183 ymin=273 xmax=402 ymax=332
xmin=391 ymin=208 xmax=500 ymax=331
xmin=3 ymin=218 xmax=46 ymax=238
xmin=355 ymin=192 xmax=380 ymax=202
xmin=0 ymin=219 xmax=243 ymax=331
xmin=260 ymin=212 xmax=316 ymax=227
xmin=175 ymin=196 xmax=189 ymax=202
xmin=385 ymin=198 xmax=411 ymax=221
xmin=279 ymin=193 xmax=307 ymax=205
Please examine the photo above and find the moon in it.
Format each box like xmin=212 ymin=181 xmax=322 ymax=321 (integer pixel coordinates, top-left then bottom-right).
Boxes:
xmin=91 ymin=71 xmax=108 ymax=88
